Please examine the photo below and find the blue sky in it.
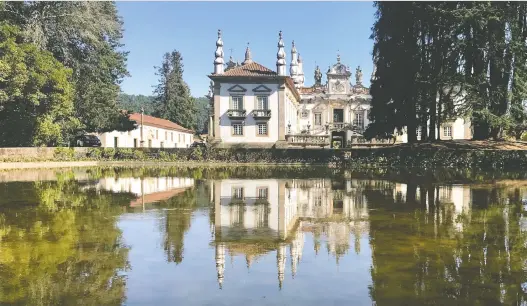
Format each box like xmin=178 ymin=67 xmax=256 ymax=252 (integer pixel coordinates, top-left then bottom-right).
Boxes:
xmin=117 ymin=2 xmax=376 ymax=98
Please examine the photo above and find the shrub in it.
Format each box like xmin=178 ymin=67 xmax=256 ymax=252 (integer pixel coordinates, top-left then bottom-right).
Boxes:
xmin=159 ymin=151 xmax=170 ymax=161
xmin=133 ymin=150 xmax=146 ymax=160
xmin=54 ymin=147 xmax=74 ymax=161
xmin=189 ymin=147 xmax=204 ymax=161
xmin=116 ymin=148 xmax=134 ymax=160
xmin=101 ymin=148 xmax=116 ymax=159
xmin=86 ymin=148 xmax=102 ymax=160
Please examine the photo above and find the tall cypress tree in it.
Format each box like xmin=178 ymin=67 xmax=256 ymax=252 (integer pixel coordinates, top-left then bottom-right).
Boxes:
xmin=153 ymin=50 xmax=196 ymax=130
xmin=368 ymin=1 xmax=527 ymax=142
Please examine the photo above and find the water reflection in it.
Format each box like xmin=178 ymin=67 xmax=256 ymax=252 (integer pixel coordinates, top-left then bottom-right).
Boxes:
xmin=0 ymin=169 xmax=527 ymax=305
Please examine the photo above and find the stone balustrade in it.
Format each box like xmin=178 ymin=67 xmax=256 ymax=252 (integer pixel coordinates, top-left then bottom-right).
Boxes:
xmin=286 ymin=134 xmax=330 ymax=147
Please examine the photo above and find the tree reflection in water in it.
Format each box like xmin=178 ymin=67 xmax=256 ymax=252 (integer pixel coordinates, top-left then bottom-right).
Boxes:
xmin=0 ymin=175 xmax=134 ymax=306
xmin=0 ymin=167 xmax=527 ymax=305
xmin=365 ymin=184 xmax=527 ymax=306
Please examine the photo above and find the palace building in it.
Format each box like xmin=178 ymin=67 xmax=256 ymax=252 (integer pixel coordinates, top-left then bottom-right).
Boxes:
xmin=207 ymin=30 xmax=472 ymax=148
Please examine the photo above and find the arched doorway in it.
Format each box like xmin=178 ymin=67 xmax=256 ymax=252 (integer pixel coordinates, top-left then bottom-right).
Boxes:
xmin=331 ymin=131 xmax=346 ymax=148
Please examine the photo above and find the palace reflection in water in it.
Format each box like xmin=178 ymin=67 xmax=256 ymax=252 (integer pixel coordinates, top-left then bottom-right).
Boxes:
xmin=1 ymin=168 xmax=527 ymax=305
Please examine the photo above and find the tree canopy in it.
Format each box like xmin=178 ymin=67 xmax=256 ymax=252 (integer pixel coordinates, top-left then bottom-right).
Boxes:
xmin=367 ymin=2 xmax=527 ymax=142
xmin=153 ymin=50 xmax=197 ymax=130
xmin=0 ymin=23 xmax=78 ymax=147
xmin=0 ymin=1 xmax=134 ymax=141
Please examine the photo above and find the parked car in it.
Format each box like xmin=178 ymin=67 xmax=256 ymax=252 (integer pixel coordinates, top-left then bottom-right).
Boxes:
xmin=190 ymin=142 xmax=207 ymax=148
xmin=73 ymin=135 xmax=101 ymax=147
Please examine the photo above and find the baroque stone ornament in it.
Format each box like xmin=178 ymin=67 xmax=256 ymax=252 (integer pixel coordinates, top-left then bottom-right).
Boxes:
xmin=332 ymin=80 xmax=345 ymax=93
xmin=314 ymin=65 xmax=322 ymax=86
xmin=355 ymin=66 xmax=363 ymax=85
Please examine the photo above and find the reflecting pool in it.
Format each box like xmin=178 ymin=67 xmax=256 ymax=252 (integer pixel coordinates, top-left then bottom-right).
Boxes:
xmin=0 ymin=167 xmax=526 ymax=305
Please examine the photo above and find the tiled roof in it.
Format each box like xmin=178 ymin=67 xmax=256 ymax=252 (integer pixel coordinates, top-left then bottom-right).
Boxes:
xmin=129 ymin=188 xmax=188 ymax=207
xmin=215 ymin=62 xmax=278 ymax=77
xmin=129 ymin=113 xmax=193 ymax=133
xmin=209 ymin=62 xmax=301 ymax=101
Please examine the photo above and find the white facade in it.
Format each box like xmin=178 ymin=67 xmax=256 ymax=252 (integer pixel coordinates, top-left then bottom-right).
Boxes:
xmin=95 ymin=176 xmax=195 ymax=196
xmin=98 ymin=114 xmax=194 ymax=148
xmin=99 ymin=126 xmax=193 ymax=149
xmin=217 ymin=83 xmax=281 ymax=144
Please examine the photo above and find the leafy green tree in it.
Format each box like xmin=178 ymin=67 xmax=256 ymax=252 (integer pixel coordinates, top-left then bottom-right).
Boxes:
xmin=0 ymin=23 xmax=78 ymax=146
xmin=153 ymin=50 xmax=196 ymax=130
xmin=194 ymin=97 xmax=210 ymax=134
xmin=367 ymin=2 xmax=527 ymax=142
xmin=1 ymin=2 xmax=134 ymax=135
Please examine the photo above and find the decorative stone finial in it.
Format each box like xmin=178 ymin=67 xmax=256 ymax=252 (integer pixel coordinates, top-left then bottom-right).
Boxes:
xmin=276 ymin=30 xmax=286 ymax=76
xmin=214 ymin=29 xmax=224 ymax=74
xmin=337 ymin=51 xmax=341 ymax=63
xmin=298 ymin=53 xmax=305 ymax=87
xmin=242 ymin=42 xmax=253 ymax=65
xmin=290 ymin=40 xmax=299 ymax=78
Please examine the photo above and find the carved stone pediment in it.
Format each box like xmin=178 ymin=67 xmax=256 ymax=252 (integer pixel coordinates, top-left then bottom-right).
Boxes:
xmin=312 ymin=102 xmax=327 ymax=111
xmin=228 ymin=84 xmax=247 ymax=93
xmin=253 ymin=85 xmax=272 ymax=93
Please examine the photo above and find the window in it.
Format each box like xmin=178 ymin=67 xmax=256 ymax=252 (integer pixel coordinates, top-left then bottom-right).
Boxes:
xmin=314 ymin=113 xmax=322 ymax=126
xmin=165 ymin=131 xmax=168 ymax=140
xmin=257 ymin=123 xmax=268 ymax=136
xmin=156 ymin=130 xmax=159 ymax=139
xmin=171 ymin=132 xmax=173 ymax=142
xmin=314 ymin=194 xmax=323 ymax=207
xmin=231 ymin=96 xmax=243 ymax=109
xmin=443 ymin=125 xmax=452 ymax=137
xmin=257 ymin=187 xmax=269 ymax=199
xmin=232 ymin=123 xmax=243 ymax=136
xmin=333 ymin=109 xmax=344 ymax=123
xmin=178 ymin=134 xmax=181 ymax=143
xmin=353 ymin=111 xmax=364 ymax=128
xmin=256 ymin=96 xmax=268 ymax=109
xmin=232 ymin=187 xmax=244 ymax=200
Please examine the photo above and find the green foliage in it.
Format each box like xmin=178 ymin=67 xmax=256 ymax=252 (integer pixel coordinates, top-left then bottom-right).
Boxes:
xmin=115 ymin=148 xmax=134 ymax=160
xmin=0 ymin=23 xmax=78 ymax=147
xmin=1 ymin=2 xmax=134 ymax=135
xmin=368 ymin=2 xmax=527 ymax=142
xmin=53 ymin=147 xmax=75 ymax=161
xmin=87 ymin=148 xmax=102 ymax=160
xmin=101 ymin=148 xmax=116 ymax=160
xmin=189 ymin=147 xmax=203 ymax=161
xmin=117 ymin=93 xmax=156 ymax=115
xmin=194 ymin=97 xmax=210 ymax=133
xmin=0 ymin=178 xmax=131 ymax=305
xmin=132 ymin=149 xmax=145 ymax=160
xmin=153 ymin=50 xmax=196 ymax=130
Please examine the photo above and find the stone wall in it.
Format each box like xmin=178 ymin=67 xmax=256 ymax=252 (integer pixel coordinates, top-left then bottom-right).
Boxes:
xmin=1 ymin=146 xmax=527 ymax=173
xmin=0 ymin=147 xmax=86 ymax=160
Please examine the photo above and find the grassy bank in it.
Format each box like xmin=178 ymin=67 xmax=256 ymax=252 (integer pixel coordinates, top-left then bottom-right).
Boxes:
xmin=1 ymin=142 xmax=527 ymax=172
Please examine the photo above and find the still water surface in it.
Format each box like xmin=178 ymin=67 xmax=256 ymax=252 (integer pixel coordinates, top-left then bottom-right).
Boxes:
xmin=0 ymin=167 xmax=527 ymax=305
